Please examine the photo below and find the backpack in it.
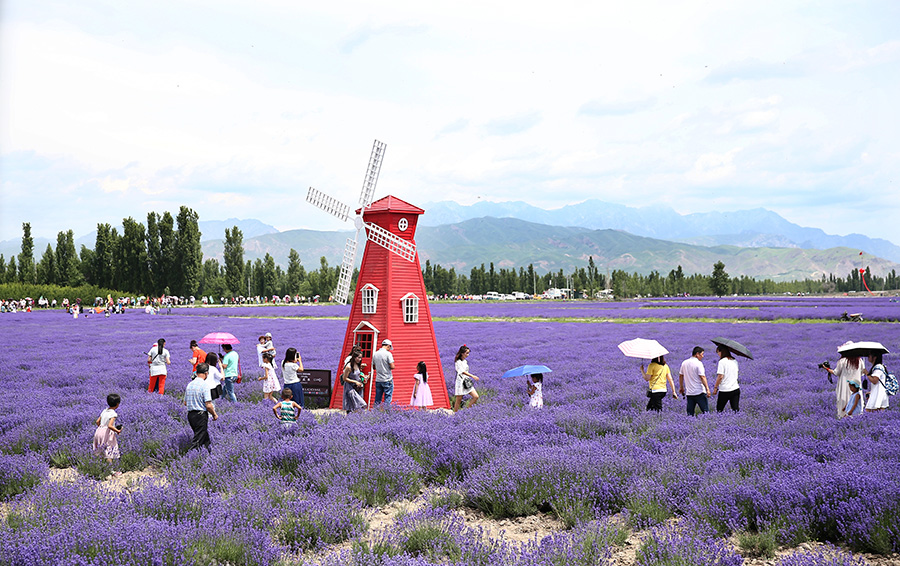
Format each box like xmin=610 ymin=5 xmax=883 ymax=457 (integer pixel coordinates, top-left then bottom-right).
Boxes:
xmin=876 ymin=364 xmax=898 ymax=396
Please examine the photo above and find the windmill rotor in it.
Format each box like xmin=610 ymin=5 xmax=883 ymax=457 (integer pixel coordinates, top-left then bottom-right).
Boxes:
xmin=305 ymin=139 xmax=418 ymax=304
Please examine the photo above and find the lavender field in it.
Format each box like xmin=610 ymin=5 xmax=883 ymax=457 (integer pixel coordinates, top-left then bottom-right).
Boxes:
xmin=1 ymin=298 xmax=898 ymax=565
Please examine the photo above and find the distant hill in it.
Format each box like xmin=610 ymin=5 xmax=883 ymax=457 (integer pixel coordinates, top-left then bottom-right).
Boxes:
xmin=200 ymin=217 xmax=900 ymax=282
xmin=420 ymin=200 xmax=900 ymax=264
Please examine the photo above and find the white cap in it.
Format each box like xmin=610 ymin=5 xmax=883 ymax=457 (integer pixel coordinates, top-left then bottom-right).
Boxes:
xmin=382 ymin=339 xmax=393 ymax=347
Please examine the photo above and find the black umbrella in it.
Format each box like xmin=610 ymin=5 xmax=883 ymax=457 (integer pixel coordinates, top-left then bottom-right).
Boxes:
xmin=711 ymin=337 xmax=753 ymax=360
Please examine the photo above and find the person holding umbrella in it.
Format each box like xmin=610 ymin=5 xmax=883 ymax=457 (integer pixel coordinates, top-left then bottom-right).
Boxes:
xmin=641 ymin=356 xmax=677 ymax=412
xmin=712 ymin=346 xmax=740 ymax=412
xmin=618 ymin=339 xmax=675 ymax=412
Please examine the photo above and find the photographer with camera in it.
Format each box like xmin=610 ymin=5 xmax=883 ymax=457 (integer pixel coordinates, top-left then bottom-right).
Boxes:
xmin=821 ymin=342 xmax=866 ymax=419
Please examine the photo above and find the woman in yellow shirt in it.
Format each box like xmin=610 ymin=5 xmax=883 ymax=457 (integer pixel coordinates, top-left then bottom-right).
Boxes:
xmin=641 ymin=355 xmax=678 ymax=411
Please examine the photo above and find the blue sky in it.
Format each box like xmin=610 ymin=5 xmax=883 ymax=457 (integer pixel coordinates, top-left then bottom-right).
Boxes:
xmin=2 ymin=1 xmax=899 ymax=245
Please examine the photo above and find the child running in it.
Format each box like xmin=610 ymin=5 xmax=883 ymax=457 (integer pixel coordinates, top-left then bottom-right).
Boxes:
xmin=259 ymin=352 xmax=280 ymax=401
xmin=410 ymin=361 xmax=433 ymax=409
xmin=273 ymin=388 xmax=302 ymax=428
xmin=92 ymin=393 xmax=122 ymax=466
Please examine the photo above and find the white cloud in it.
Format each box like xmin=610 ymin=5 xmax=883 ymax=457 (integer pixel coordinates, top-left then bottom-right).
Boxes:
xmin=687 ymin=149 xmax=741 ymax=183
xmin=1 ymin=0 xmax=900 ymax=245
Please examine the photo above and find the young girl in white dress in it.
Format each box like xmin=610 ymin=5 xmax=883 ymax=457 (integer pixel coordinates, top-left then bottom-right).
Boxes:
xmin=92 ymin=393 xmax=122 ymax=463
xmin=528 ymin=373 xmax=544 ymax=409
xmin=410 ymin=361 xmax=434 ymax=409
xmin=259 ymin=353 xmax=280 ymax=401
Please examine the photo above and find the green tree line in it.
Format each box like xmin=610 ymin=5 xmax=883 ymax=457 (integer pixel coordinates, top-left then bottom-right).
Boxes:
xmin=4 ymin=218 xmax=899 ymax=301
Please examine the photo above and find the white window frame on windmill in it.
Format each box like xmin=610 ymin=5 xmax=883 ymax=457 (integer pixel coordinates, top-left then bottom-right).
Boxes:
xmin=352 ymin=321 xmax=379 ymax=358
xmin=400 ymin=292 xmax=419 ymax=323
xmin=361 ymin=283 xmax=379 ymax=314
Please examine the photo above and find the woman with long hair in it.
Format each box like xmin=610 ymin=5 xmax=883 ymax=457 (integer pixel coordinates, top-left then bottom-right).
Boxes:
xmin=712 ymin=346 xmax=740 ymax=412
xmin=453 ymin=345 xmax=480 ymax=412
xmin=410 ymin=361 xmax=433 ymax=409
xmin=204 ymin=352 xmax=223 ymax=400
xmin=147 ymin=338 xmax=171 ymax=395
xmin=341 ymin=350 xmax=368 ymax=413
xmin=865 ymin=352 xmax=889 ymax=412
xmin=823 ymin=344 xmax=866 ymax=418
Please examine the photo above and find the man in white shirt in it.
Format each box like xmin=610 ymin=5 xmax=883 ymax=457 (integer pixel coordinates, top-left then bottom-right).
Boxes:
xmin=679 ymin=346 xmax=710 ymax=416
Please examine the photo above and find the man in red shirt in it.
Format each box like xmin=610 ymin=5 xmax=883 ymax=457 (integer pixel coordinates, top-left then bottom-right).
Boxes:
xmin=190 ymin=340 xmax=207 ymax=375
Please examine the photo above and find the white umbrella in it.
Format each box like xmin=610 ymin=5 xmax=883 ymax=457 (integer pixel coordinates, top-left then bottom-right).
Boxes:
xmin=618 ymin=338 xmax=669 ymax=360
xmin=837 ymin=341 xmax=889 ymax=358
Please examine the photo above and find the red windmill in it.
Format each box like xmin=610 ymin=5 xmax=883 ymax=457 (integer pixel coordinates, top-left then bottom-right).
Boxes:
xmin=306 ymin=140 xmax=451 ymax=409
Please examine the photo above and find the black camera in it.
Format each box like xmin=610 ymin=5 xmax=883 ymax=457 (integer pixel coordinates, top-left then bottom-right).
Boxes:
xmin=818 ymin=361 xmax=831 ymax=369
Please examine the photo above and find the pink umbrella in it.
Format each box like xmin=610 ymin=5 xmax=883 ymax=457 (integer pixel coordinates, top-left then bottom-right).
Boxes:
xmin=199 ymin=332 xmax=240 ymax=345
xmin=617 ymin=338 xmax=669 ymax=360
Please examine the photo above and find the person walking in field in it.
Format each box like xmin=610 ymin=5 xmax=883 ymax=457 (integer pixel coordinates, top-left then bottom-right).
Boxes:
xmin=679 ymin=346 xmax=710 ymax=416
xmin=92 ymin=393 xmax=122 ymax=465
xmin=184 ymin=363 xmax=218 ymax=452
xmin=220 ymin=344 xmax=240 ymax=402
xmin=641 ymin=356 xmax=677 ymax=412
xmin=189 ymin=340 xmax=207 ymax=376
xmin=453 ymin=345 xmax=480 ymax=412
xmin=712 ymin=346 xmax=740 ymax=412
xmin=147 ymin=338 xmax=171 ymax=394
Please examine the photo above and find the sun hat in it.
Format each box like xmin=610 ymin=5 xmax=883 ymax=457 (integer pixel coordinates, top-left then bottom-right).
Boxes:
xmin=847 ymin=379 xmax=861 ymax=389
xmin=265 ymin=332 xmax=272 ymax=338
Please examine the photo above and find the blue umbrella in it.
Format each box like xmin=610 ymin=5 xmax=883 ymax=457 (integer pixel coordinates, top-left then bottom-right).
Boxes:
xmin=501 ymin=364 xmax=553 ymax=378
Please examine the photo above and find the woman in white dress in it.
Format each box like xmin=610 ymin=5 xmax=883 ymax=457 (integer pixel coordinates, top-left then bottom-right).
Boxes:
xmin=453 ymin=345 xmax=480 ymax=412
xmin=824 ymin=342 xmax=866 ymax=418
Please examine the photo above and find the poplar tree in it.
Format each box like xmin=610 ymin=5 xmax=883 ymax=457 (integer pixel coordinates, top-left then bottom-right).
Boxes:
xmin=36 ymin=244 xmax=57 ymax=284
xmin=18 ymin=222 xmax=35 ymax=284
xmin=223 ymin=227 xmax=245 ymax=295
xmin=93 ymin=224 xmax=115 ymax=289
xmin=286 ymin=248 xmax=305 ymax=294
xmin=55 ymin=230 xmax=80 ymax=286
xmin=158 ymin=212 xmax=176 ymax=292
xmin=146 ymin=212 xmax=162 ymax=294
xmin=175 ymin=206 xmax=202 ymax=296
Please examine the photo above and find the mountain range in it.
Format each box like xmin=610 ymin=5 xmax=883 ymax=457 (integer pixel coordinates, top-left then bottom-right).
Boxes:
xmin=198 ymin=217 xmax=898 ymax=283
xmin=420 ymin=200 xmax=900 ymax=264
xmin=3 ymin=203 xmax=898 ymax=282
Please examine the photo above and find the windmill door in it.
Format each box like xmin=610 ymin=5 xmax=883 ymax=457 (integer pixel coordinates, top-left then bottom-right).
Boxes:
xmin=352 ymin=322 xmax=378 ymax=406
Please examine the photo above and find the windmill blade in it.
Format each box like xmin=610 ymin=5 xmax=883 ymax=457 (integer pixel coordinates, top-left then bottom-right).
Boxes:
xmin=334 ymin=237 xmax=358 ymax=304
xmin=307 ymin=187 xmax=351 ymax=222
xmin=358 ymin=140 xmax=386 ymax=209
xmin=364 ymin=221 xmax=417 ymax=262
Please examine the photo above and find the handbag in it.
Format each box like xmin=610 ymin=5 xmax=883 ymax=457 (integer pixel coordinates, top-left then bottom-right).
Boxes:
xmin=462 ymin=377 xmax=474 ymax=390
